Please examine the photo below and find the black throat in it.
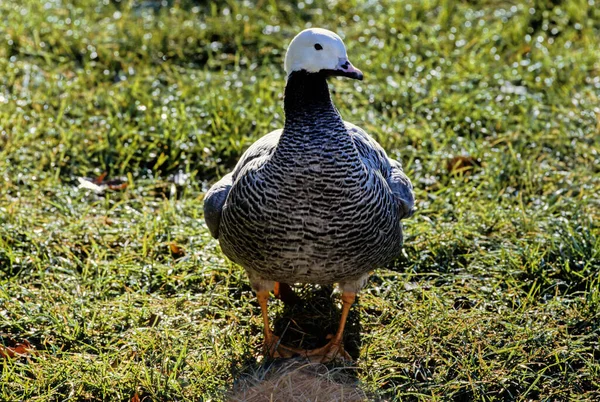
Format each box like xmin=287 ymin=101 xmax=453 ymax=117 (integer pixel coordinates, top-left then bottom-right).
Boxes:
xmin=283 ymin=71 xmax=338 ymax=124
xmin=275 ymin=70 xmax=358 ymax=167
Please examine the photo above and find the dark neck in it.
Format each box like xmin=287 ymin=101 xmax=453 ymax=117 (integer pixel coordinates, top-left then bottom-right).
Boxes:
xmin=283 ymin=71 xmax=338 ymax=123
xmin=274 ymin=71 xmax=359 ymax=166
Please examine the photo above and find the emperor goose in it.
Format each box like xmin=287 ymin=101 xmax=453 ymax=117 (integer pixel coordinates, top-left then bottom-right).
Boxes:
xmin=204 ymin=28 xmax=414 ymax=362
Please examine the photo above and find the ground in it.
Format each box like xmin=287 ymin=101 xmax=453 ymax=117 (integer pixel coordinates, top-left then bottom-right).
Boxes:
xmin=0 ymin=0 xmax=599 ymax=400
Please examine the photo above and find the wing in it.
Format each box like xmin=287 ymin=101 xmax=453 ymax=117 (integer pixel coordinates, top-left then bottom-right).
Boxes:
xmin=203 ymin=172 xmax=233 ymax=239
xmin=345 ymin=122 xmax=415 ymax=219
xmin=387 ymin=159 xmax=415 ymax=219
xmin=203 ymin=129 xmax=282 ymax=238
xmin=231 ymin=129 xmax=282 ymax=180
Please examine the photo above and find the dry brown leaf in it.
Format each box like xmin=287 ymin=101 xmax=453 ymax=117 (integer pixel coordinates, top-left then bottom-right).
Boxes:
xmin=446 ymin=155 xmax=482 ymax=174
xmin=91 ymin=173 xmax=128 ymax=191
xmin=0 ymin=339 xmax=33 ymax=359
xmin=93 ymin=172 xmax=108 ymax=184
xmin=169 ymin=242 xmax=185 ymax=258
xmin=107 ymin=182 xmax=128 ymax=191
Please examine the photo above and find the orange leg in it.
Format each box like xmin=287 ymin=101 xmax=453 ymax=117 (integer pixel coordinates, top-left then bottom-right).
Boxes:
xmin=304 ymin=291 xmax=355 ymax=363
xmin=273 ymin=282 xmax=282 ymax=299
xmin=273 ymin=282 xmax=301 ymax=305
xmin=257 ymin=290 xmax=300 ymax=359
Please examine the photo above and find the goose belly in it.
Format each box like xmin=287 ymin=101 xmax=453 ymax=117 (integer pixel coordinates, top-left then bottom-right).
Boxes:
xmin=219 ymin=172 xmax=403 ymax=283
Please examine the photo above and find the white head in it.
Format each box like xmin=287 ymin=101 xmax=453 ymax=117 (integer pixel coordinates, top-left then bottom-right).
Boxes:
xmin=284 ymin=28 xmax=363 ymax=80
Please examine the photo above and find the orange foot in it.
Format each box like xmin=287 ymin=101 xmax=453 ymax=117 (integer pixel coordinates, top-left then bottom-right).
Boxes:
xmin=263 ymin=334 xmax=302 ymax=359
xmin=303 ymin=334 xmax=352 ymax=363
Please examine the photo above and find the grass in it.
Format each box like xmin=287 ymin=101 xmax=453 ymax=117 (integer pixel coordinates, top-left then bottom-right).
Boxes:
xmin=0 ymin=0 xmax=599 ymax=400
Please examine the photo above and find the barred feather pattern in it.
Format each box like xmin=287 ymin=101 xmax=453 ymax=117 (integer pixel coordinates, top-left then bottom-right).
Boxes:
xmin=212 ymin=71 xmax=414 ymax=291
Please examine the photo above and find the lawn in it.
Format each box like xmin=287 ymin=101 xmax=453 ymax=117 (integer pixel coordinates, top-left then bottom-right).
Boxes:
xmin=1 ymin=0 xmax=599 ymax=400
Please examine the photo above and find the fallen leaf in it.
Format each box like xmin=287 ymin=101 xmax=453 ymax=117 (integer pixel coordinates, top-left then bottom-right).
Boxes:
xmin=131 ymin=392 xmax=141 ymax=402
xmin=96 ymin=173 xmax=128 ymax=191
xmin=520 ymin=44 xmax=531 ymax=56
xmin=78 ymin=175 xmax=129 ymax=194
xmin=107 ymin=182 xmax=128 ymax=191
xmin=169 ymin=242 xmax=185 ymax=258
xmin=446 ymin=155 xmax=481 ymax=174
xmin=0 ymin=339 xmax=34 ymax=359
xmin=93 ymin=172 xmax=108 ymax=184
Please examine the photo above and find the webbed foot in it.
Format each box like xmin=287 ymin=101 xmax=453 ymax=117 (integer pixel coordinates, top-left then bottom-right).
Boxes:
xmin=264 ymin=334 xmax=301 ymax=359
xmin=303 ymin=334 xmax=352 ymax=363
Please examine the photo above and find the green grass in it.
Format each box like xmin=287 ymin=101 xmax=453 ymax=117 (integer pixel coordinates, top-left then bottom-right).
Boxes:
xmin=1 ymin=0 xmax=599 ymax=400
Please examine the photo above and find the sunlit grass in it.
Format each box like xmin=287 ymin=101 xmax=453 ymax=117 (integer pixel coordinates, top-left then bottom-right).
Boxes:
xmin=1 ymin=0 xmax=599 ymax=400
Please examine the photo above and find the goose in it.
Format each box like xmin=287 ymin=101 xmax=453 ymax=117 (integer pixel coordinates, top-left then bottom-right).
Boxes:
xmin=203 ymin=28 xmax=414 ymax=362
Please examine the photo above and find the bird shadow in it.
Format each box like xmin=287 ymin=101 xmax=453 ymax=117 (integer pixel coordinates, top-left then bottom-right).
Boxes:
xmin=272 ymin=284 xmax=362 ymax=360
xmin=225 ymin=284 xmax=363 ymax=399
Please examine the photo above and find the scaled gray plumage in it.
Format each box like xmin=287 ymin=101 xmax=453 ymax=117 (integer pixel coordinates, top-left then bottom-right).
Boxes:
xmin=204 ymin=71 xmax=414 ymax=294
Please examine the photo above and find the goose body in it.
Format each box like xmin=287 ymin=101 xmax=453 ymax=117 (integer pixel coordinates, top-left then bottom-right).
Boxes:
xmin=203 ymin=28 xmax=414 ymax=361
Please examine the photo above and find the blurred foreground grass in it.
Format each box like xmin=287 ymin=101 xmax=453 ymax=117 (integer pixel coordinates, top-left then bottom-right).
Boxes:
xmin=1 ymin=0 xmax=599 ymax=400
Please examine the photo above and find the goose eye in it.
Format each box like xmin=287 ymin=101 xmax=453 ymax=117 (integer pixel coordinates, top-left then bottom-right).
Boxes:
xmin=314 ymin=43 xmax=323 ymax=50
